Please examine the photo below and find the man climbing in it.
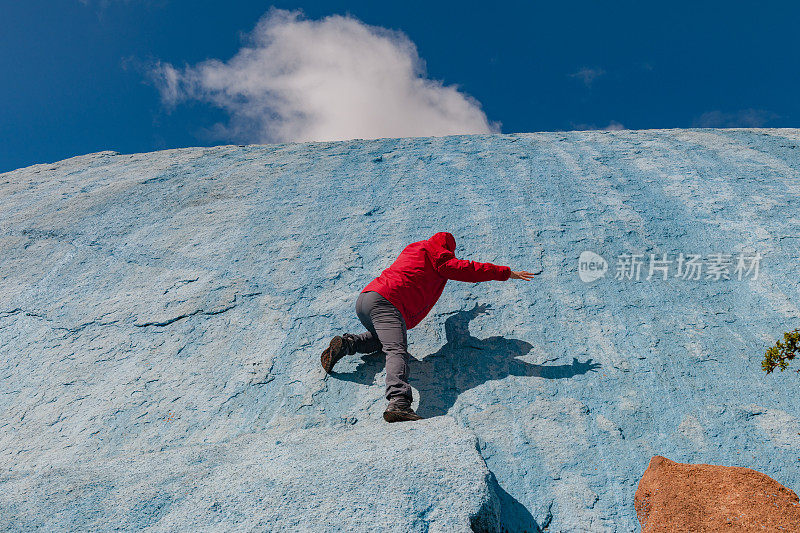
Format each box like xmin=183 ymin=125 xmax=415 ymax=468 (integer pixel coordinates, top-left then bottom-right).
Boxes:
xmin=321 ymin=232 xmax=536 ymax=423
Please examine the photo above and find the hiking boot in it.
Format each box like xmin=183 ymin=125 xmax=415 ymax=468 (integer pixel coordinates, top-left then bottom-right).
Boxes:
xmin=383 ymin=405 xmax=423 ymax=423
xmin=321 ymin=336 xmax=348 ymax=373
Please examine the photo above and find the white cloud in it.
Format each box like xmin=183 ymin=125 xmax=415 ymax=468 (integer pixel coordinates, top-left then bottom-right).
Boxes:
xmin=151 ymin=9 xmax=498 ymax=143
xmin=569 ymin=67 xmax=605 ymax=87
xmin=692 ymin=109 xmax=778 ymax=128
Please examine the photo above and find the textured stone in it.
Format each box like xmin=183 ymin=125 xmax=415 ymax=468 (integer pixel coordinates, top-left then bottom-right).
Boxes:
xmin=635 ymin=456 xmax=800 ymax=532
xmin=0 ymin=417 xmax=498 ymax=532
xmin=1 ymin=129 xmax=800 ymax=531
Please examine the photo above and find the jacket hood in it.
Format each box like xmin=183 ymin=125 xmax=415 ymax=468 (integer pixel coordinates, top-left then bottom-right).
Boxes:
xmin=429 ymin=232 xmax=456 ymax=252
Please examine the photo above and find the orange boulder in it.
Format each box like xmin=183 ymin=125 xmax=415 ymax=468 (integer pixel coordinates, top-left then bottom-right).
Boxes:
xmin=635 ymin=455 xmax=800 ymax=532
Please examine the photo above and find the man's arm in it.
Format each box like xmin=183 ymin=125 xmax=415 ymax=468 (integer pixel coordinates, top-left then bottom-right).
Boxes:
xmin=431 ymin=245 xmax=536 ymax=282
xmin=435 ymin=256 xmax=512 ymax=282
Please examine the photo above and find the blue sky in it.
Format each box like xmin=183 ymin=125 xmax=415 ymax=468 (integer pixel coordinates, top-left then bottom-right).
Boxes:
xmin=1 ymin=0 xmax=798 ymax=172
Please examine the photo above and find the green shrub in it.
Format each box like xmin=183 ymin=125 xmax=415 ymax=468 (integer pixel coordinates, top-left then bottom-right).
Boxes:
xmin=762 ymin=329 xmax=800 ymax=373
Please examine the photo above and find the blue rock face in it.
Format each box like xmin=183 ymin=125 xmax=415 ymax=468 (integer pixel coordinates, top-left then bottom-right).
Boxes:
xmin=1 ymin=129 xmax=799 ymax=531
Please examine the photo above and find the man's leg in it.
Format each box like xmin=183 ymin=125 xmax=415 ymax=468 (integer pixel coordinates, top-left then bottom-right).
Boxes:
xmin=320 ymin=295 xmax=381 ymax=373
xmin=343 ymin=331 xmax=381 ymax=355
xmin=369 ymin=307 xmax=411 ymax=408
xmin=355 ymin=292 xmax=420 ymax=421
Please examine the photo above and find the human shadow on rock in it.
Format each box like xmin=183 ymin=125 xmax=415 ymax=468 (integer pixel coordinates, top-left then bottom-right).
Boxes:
xmin=333 ymin=303 xmax=600 ymax=418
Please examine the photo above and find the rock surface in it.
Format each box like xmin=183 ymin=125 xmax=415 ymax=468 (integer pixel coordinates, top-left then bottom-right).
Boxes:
xmin=635 ymin=455 xmax=800 ymax=532
xmin=1 ymin=129 xmax=800 ymax=531
xmin=1 ymin=416 xmax=499 ymax=532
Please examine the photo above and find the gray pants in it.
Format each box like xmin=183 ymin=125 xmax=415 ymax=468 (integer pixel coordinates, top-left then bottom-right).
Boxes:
xmin=351 ymin=291 xmax=411 ymax=408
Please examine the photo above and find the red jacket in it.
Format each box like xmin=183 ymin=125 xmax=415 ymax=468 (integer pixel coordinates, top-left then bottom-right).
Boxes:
xmin=362 ymin=232 xmax=511 ymax=329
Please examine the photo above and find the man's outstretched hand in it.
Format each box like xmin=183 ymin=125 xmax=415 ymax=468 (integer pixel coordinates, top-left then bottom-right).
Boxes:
xmin=509 ymin=270 xmax=536 ymax=281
